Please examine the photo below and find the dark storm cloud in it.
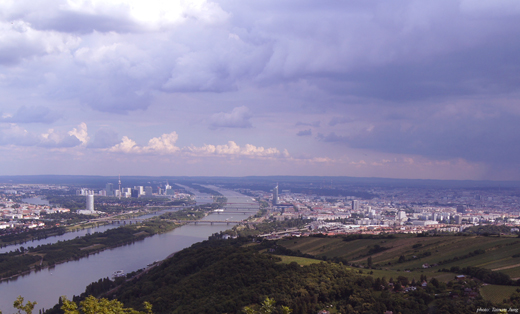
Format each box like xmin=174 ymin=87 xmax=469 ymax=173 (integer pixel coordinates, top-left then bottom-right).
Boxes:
xmin=296 ymin=129 xmax=312 ymax=136
xmin=328 ymin=117 xmax=352 ymax=126
xmin=6 ymin=0 xmax=520 ymax=114
xmin=233 ymin=1 xmax=520 ymax=106
xmin=83 ymin=90 xmax=152 ymax=114
xmin=0 ymin=22 xmax=62 ymax=66
xmin=319 ymin=113 xmax=520 ymax=164
xmin=0 ymin=106 xmax=61 ymax=124
xmin=315 ymin=39 xmax=520 ymax=103
xmin=295 ymin=121 xmax=320 ymax=127
xmin=2 ymin=0 xmax=520 ymax=178
xmin=30 ymin=11 xmax=138 ymax=34
xmin=0 ymin=42 xmax=39 ymax=65
xmin=2 ymin=0 xmax=138 ymax=34
xmin=88 ymin=128 xmax=119 ymax=148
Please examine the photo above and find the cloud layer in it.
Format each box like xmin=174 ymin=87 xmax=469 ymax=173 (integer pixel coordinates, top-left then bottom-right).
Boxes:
xmin=1 ymin=0 xmax=520 ymax=179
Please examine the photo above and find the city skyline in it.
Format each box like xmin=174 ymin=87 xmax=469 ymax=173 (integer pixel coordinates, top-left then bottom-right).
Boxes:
xmin=1 ymin=1 xmax=519 ymax=180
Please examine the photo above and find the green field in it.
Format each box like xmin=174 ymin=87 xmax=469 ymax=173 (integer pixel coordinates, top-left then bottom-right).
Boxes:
xmin=274 ymin=254 xmax=455 ymax=283
xmin=277 ymin=235 xmax=520 ymax=282
xmin=480 ymin=285 xmax=519 ymax=303
xmin=275 ymin=255 xmax=322 ymax=266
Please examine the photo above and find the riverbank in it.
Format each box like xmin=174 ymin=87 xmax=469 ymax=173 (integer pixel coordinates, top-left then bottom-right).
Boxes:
xmin=0 ymin=190 xmax=257 ymax=313
xmin=97 ymin=249 xmax=182 ymax=299
xmin=0 ymin=219 xmax=182 ymax=282
xmin=0 ymin=227 xmax=68 ymax=249
xmin=0 ymin=211 xmax=149 ymax=249
xmin=0 ymin=200 xmax=229 ymax=282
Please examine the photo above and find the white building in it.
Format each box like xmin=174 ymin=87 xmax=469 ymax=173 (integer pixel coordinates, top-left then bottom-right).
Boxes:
xmin=86 ymin=194 xmax=94 ymax=212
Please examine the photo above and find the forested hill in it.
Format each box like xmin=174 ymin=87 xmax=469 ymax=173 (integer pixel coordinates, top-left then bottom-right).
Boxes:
xmin=48 ymin=237 xmax=503 ymax=314
xmin=104 ymin=239 xmax=429 ymax=314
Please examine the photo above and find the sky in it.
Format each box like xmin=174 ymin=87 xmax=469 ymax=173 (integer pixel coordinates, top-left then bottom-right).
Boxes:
xmin=1 ymin=0 xmax=519 ymax=180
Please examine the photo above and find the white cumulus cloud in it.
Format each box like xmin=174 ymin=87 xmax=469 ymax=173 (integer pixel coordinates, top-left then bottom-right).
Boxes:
xmin=108 ymin=136 xmax=139 ymax=153
xmin=68 ymin=122 xmax=89 ymax=145
xmin=108 ymin=132 xmax=179 ymax=154
xmin=107 ymin=132 xmax=287 ymax=159
xmin=142 ymin=132 xmax=179 ymax=154
xmin=185 ymin=141 xmax=284 ymax=158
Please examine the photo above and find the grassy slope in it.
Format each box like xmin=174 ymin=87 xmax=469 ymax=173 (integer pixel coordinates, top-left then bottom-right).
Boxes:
xmin=275 ymin=255 xmax=322 ymax=266
xmin=278 ymin=235 xmax=520 ymax=281
xmin=480 ymin=285 xmax=519 ymax=303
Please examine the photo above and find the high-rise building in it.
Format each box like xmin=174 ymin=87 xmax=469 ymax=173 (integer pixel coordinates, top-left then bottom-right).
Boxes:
xmin=86 ymin=194 xmax=94 ymax=212
xmin=455 ymin=215 xmax=462 ymax=224
xmin=106 ymin=183 xmax=114 ymax=197
xmin=456 ymin=205 xmax=466 ymax=214
xmin=145 ymin=186 xmax=153 ymax=196
xmin=272 ymin=184 xmax=279 ymax=206
xmin=351 ymin=200 xmax=359 ymax=211
xmin=118 ymin=174 xmax=122 ymax=200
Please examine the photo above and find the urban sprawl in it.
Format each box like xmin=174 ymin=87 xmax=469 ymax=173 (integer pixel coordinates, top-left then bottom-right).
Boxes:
xmin=1 ymin=182 xmax=520 ymax=238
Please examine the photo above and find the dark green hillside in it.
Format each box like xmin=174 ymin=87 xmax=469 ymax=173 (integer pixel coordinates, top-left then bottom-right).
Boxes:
xmin=50 ymin=238 xmax=512 ymax=314
xmin=98 ymin=240 xmax=432 ymax=314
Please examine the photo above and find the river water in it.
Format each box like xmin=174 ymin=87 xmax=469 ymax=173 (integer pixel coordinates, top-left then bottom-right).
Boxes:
xmin=22 ymin=197 xmax=50 ymax=206
xmin=0 ymin=208 xmax=184 ymax=254
xmin=0 ymin=225 xmax=117 ymax=254
xmin=1 ymin=188 xmax=212 ymax=254
xmin=0 ymin=189 xmax=258 ymax=313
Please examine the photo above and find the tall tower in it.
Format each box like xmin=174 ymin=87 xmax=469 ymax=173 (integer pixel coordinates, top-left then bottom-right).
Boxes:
xmin=118 ymin=174 xmax=122 ymax=200
xmin=86 ymin=194 xmax=94 ymax=212
xmin=272 ymin=184 xmax=279 ymax=206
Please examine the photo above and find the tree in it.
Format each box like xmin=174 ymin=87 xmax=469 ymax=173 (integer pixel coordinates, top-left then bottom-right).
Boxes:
xmin=1 ymin=296 xmax=38 ymax=314
xmin=367 ymin=256 xmax=373 ymax=268
xmin=397 ymin=275 xmax=409 ymax=287
xmin=243 ymin=297 xmax=292 ymax=314
xmin=61 ymin=296 xmax=152 ymax=314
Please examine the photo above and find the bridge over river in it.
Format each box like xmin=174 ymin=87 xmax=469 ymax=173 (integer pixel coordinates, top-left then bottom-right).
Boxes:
xmin=107 ymin=216 xmax=259 ymax=225
xmin=172 ymin=220 xmax=260 ymax=225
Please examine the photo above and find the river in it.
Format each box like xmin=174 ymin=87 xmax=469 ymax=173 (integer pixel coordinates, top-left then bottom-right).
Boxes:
xmin=0 ymin=189 xmax=258 ymax=313
xmin=22 ymin=197 xmax=50 ymax=206
xmin=0 ymin=225 xmax=117 ymax=254
xmin=0 ymin=208 xmax=184 ymax=254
